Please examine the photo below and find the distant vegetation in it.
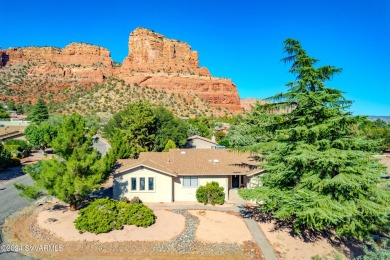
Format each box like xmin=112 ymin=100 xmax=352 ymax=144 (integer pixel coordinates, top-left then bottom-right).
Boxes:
xmin=103 ymin=102 xmax=188 ymax=159
xmin=0 ymin=60 xmax=231 ymax=119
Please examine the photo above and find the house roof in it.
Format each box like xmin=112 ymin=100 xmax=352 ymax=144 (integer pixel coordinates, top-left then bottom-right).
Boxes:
xmin=187 ymin=135 xmax=218 ymax=145
xmin=115 ymin=149 xmax=263 ymax=176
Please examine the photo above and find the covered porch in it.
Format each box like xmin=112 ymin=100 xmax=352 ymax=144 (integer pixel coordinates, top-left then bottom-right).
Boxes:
xmin=228 ymin=174 xmax=249 ymax=189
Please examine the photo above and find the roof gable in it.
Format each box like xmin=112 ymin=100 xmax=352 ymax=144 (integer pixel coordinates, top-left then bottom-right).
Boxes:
xmin=115 ymin=159 xmax=177 ymax=177
xmin=115 ymin=149 xmax=261 ymax=176
xmin=187 ymin=135 xmax=218 ymax=145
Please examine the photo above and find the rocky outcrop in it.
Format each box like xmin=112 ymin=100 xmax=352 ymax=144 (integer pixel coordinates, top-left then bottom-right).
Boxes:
xmin=120 ymin=75 xmax=241 ymax=111
xmin=118 ymin=28 xmax=242 ymax=112
xmin=240 ymin=98 xmax=268 ymax=112
xmin=5 ymin=43 xmax=112 ymax=67
xmin=121 ymin=28 xmax=209 ymax=76
xmin=1 ymin=28 xmax=243 ymax=113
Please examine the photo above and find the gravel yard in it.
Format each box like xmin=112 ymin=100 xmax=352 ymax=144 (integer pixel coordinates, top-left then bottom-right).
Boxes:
xmin=189 ymin=210 xmax=253 ymax=244
xmin=3 ymin=204 xmax=262 ymax=259
xmin=37 ymin=206 xmax=185 ymax=242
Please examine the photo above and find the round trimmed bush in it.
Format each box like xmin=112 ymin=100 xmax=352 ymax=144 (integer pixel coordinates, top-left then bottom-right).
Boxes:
xmin=118 ymin=202 xmax=156 ymax=227
xmin=196 ymin=181 xmax=225 ymax=205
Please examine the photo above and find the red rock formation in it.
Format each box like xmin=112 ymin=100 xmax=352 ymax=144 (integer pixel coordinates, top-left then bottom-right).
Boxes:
xmin=5 ymin=43 xmax=112 ymax=67
xmin=1 ymin=28 xmax=243 ymax=113
xmin=121 ymin=28 xmax=209 ymax=76
xmin=118 ymin=28 xmax=242 ymax=112
xmin=240 ymin=98 xmax=268 ymax=112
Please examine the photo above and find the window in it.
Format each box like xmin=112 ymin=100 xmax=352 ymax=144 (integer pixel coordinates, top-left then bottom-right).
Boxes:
xmin=131 ymin=177 xmax=136 ymax=191
xmin=148 ymin=177 xmax=154 ymax=191
xmin=140 ymin=177 xmax=145 ymax=190
xmin=183 ymin=176 xmax=198 ymax=187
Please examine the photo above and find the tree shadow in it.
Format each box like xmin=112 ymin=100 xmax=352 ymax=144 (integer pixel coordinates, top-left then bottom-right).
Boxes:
xmin=239 ymin=204 xmax=364 ymax=258
xmin=1 ymin=52 xmax=9 ymax=66
xmin=113 ymin=175 xmax=128 ymax=200
xmin=49 ymin=204 xmax=68 ymax=211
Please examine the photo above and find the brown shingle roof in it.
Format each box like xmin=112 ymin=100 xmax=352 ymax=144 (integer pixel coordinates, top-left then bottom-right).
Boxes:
xmin=115 ymin=149 xmax=262 ymax=176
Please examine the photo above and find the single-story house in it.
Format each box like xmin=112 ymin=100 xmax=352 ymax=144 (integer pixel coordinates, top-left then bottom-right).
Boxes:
xmin=185 ymin=135 xmax=218 ymax=149
xmin=113 ymin=149 xmax=263 ymax=202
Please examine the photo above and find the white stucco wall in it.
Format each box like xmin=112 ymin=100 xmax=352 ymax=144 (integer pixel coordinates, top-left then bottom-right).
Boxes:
xmin=247 ymin=175 xmax=262 ymax=188
xmin=173 ymin=175 xmax=229 ymax=201
xmin=113 ymin=167 xmax=173 ymax=202
xmin=187 ymin=139 xmax=215 ymax=149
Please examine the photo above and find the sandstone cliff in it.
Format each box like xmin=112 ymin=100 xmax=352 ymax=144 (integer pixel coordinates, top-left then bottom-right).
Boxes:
xmin=117 ymin=28 xmax=242 ymax=112
xmin=0 ymin=28 xmax=242 ymax=114
xmin=121 ymin=28 xmax=209 ymax=76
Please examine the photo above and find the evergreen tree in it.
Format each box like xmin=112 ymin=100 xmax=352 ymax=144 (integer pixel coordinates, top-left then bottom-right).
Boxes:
xmin=29 ymin=98 xmax=49 ymax=124
xmin=163 ymin=139 xmax=176 ymax=152
xmin=104 ymin=102 xmax=188 ymax=157
xmin=0 ymin=105 xmax=10 ymax=119
xmin=153 ymin=106 xmax=188 ymax=151
xmin=104 ymin=102 xmax=156 ymax=158
xmin=24 ymin=122 xmax=58 ymax=150
xmin=0 ymin=143 xmax=12 ymax=170
xmin=239 ymin=39 xmax=389 ymax=240
xmin=18 ymin=113 xmax=116 ymax=211
xmin=7 ymin=101 xmax=15 ymax=111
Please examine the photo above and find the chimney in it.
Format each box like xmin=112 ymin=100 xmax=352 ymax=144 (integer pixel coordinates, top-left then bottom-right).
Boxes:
xmin=211 ymin=134 xmax=216 ymax=143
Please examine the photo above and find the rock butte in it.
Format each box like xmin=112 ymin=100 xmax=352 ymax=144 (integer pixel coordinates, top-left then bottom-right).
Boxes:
xmin=1 ymin=28 xmax=243 ymax=112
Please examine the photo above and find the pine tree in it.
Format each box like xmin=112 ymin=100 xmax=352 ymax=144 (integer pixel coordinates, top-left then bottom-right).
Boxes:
xmin=239 ymin=39 xmax=389 ymax=240
xmin=19 ymin=113 xmax=116 ymax=211
xmin=29 ymin=98 xmax=49 ymax=124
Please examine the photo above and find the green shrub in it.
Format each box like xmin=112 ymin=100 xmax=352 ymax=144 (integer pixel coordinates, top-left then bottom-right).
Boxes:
xmin=4 ymin=145 xmax=20 ymax=153
xmin=118 ymin=202 xmax=156 ymax=227
xmin=75 ymin=198 xmax=122 ymax=234
xmin=196 ymin=181 xmax=225 ymax=205
xmin=14 ymin=183 xmax=44 ymax=200
xmin=4 ymin=139 xmax=32 ymax=152
xmin=355 ymin=240 xmax=390 ymax=260
xmin=74 ymin=198 xmax=156 ymax=234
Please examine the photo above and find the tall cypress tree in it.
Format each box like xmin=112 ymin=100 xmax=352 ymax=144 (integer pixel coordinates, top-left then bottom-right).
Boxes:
xmin=239 ymin=39 xmax=389 ymax=240
xmin=29 ymin=98 xmax=49 ymax=124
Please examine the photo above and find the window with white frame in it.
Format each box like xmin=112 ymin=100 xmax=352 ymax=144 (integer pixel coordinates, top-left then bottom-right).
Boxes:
xmin=148 ymin=177 xmax=154 ymax=191
xmin=131 ymin=177 xmax=137 ymax=191
xmin=140 ymin=177 xmax=145 ymax=190
xmin=183 ymin=176 xmax=198 ymax=187
xmin=130 ymin=177 xmax=155 ymax=191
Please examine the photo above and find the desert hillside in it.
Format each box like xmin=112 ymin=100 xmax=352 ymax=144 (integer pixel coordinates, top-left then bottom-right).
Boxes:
xmin=0 ymin=28 xmax=243 ymax=117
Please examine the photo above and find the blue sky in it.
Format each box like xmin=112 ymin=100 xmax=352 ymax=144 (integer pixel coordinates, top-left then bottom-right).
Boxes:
xmin=3 ymin=0 xmax=389 ymax=115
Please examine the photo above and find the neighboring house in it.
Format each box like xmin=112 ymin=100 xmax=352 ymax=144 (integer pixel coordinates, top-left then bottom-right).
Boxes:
xmin=185 ymin=135 xmax=218 ymax=149
xmin=113 ymin=149 xmax=264 ymax=202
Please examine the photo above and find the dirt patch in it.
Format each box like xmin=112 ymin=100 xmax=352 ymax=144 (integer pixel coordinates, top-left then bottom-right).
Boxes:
xmin=189 ymin=210 xmax=253 ymax=244
xmin=37 ymin=205 xmax=185 ymax=242
xmin=377 ymin=155 xmax=390 ymax=174
xmin=258 ymin=221 xmax=350 ymax=260
xmin=20 ymin=150 xmax=53 ymax=165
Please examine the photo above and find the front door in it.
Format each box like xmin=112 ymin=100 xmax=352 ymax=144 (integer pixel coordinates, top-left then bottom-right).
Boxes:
xmin=232 ymin=175 xmax=239 ymax=188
